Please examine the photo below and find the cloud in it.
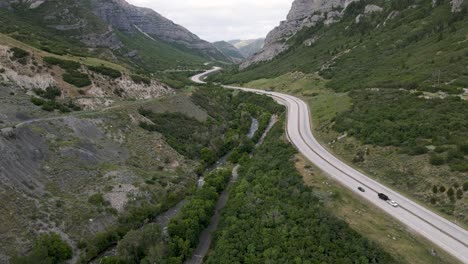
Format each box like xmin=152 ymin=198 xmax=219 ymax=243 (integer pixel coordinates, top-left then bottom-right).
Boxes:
xmin=126 ymin=0 xmax=293 ymax=42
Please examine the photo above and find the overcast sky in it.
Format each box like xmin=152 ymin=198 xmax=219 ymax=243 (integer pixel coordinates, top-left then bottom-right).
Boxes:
xmin=126 ymin=0 xmax=293 ymax=42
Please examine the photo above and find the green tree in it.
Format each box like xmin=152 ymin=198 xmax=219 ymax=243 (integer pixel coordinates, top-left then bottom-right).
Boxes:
xmin=447 ymin=188 xmax=455 ymax=198
xmin=200 ymin=147 xmax=216 ymax=165
xmin=13 ymin=233 xmax=72 ymax=264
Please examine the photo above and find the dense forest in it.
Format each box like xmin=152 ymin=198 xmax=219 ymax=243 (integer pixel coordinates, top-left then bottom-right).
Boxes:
xmin=205 ymin=119 xmax=395 ymax=263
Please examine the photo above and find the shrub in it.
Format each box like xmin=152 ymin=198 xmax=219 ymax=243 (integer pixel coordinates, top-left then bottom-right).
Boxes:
xmin=0 ymin=68 xmax=5 ymax=73
xmin=432 ymin=185 xmax=438 ymax=194
xmin=447 ymin=188 xmax=455 ymax=198
xmin=31 ymin=97 xmax=46 ymax=106
xmin=12 ymin=233 xmax=72 ymax=264
xmin=43 ymin=57 xmax=80 ymax=71
xmin=63 ymin=71 xmax=91 ymax=87
xmin=456 ymin=189 xmax=463 ymax=200
xmin=66 ymin=100 xmax=81 ymax=111
xmin=89 ymin=65 xmax=122 ymax=79
xmin=439 ymin=186 xmax=446 ymax=193
xmin=33 ymin=86 xmax=61 ymax=100
xmin=409 ymin=145 xmax=428 ymax=156
xmin=464 ymin=182 xmax=468 ymax=192
xmin=447 ymin=149 xmax=464 ymax=162
xmin=41 ymin=101 xmax=60 ymax=112
xmin=131 ymin=74 xmax=151 ymax=85
xmin=459 ymin=143 xmax=468 ymax=155
xmin=429 ymin=153 xmax=445 ymax=166
xmin=10 ymin=47 xmax=29 ymax=59
xmin=88 ymin=193 xmax=109 ymax=206
xmin=449 ymin=160 xmax=468 ymax=172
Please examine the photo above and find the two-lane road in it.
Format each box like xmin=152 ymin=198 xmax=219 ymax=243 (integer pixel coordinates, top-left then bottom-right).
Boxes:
xmin=191 ymin=68 xmax=468 ymax=263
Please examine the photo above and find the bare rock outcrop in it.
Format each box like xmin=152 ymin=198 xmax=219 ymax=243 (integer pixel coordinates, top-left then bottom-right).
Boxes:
xmin=240 ymin=0 xmax=359 ymax=69
xmin=451 ymin=0 xmax=465 ymax=12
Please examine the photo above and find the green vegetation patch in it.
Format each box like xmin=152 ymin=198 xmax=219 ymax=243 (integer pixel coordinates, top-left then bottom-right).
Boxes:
xmin=43 ymin=57 xmax=81 ymax=71
xmin=205 ymin=119 xmax=394 ymax=263
xmin=12 ymin=233 xmax=72 ymax=264
xmin=33 ymin=86 xmax=61 ymax=100
xmin=131 ymin=74 xmax=151 ymax=85
xmin=334 ymin=89 xmax=468 ymax=171
xmin=31 ymin=86 xmax=81 ymax=112
xmin=89 ymin=65 xmax=122 ymax=79
xmin=10 ymin=47 xmax=29 ymax=59
xmin=43 ymin=56 xmax=91 ymax=87
xmin=62 ymin=71 xmax=91 ymax=87
xmin=165 ymin=169 xmax=232 ymax=262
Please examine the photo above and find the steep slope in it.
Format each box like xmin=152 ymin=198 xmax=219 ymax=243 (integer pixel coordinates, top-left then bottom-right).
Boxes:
xmin=240 ymin=0 xmax=357 ymax=69
xmin=224 ymin=0 xmax=468 ymax=94
xmin=228 ymin=38 xmax=264 ymax=57
xmin=213 ymin=41 xmax=245 ymax=63
xmin=0 ymin=0 xmax=228 ymax=71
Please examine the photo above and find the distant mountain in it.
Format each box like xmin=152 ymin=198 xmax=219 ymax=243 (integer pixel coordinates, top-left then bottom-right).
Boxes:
xmin=213 ymin=41 xmax=245 ymax=63
xmin=228 ymin=38 xmax=264 ymax=58
xmin=0 ymin=0 xmax=229 ymax=71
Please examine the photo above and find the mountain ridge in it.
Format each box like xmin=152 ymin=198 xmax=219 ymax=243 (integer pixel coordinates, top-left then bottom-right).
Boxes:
xmin=228 ymin=38 xmax=265 ymax=58
xmin=0 ymin=0 xmax=229 ymax=70
xmin=213 ymin=41 xmax=245 ymax=63
xmin=241 ymin=0 xmax=466 ymax=69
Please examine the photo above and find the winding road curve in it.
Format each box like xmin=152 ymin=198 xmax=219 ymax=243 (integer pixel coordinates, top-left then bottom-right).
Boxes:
xmin=191 ymin=68 xmax=468 ymax=263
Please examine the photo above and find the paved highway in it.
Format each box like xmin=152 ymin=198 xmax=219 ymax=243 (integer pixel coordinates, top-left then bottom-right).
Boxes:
xmin=191 ymin=68 xmax=468 ymax=263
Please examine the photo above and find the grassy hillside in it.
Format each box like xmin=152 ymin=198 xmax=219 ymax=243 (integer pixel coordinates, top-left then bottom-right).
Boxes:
xmin=116 ymin=31 xmax=206 ymax=72
xmin=215 ymin=0 xmax=468 ymax=94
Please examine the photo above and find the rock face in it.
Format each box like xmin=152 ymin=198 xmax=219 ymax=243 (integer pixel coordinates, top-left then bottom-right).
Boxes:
xmin=0 ymin=0 xmax=225 ymax=60
xmin=240 ymin=0 xmax=361 ymax=69
xmin=89 ymin=0 xmax=224 ymax=60
xmin=451 ymin=0 xmax=465 ymax=12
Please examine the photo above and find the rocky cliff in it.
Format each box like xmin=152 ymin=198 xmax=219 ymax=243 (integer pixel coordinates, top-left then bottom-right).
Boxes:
xmin=89 ymin=0 xmax=225 ymax=60
xmin=240 ymin=0 xmax=357 ymax=69
xmin=240 ymin=0 xmax=465 ymax=69
xmin=0 ymin=0 xmax=226 ymax=61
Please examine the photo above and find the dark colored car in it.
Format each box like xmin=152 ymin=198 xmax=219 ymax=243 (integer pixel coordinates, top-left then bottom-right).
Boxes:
xmin=358 ymin=187 xmax=365 ymax=192
xmin=378 ymin=193 xmax=389 ymax=201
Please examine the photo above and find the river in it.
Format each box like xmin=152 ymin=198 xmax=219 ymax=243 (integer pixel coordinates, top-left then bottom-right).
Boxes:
xmin=185 ymin=115 xmax=277 ymax=264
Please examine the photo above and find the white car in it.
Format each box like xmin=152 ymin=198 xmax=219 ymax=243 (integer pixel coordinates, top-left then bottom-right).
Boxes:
xmin=387 ymin=200 xmax=399 ymax=207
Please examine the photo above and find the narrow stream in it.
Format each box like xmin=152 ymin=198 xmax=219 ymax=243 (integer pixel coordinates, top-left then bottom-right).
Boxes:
xmin=185 ymin=115 xmax=277 ymax=264
xmin=197 ymin=117 xmax=259 ymax=188
xmin=247 ymin=117 xmax=259 ymax=139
